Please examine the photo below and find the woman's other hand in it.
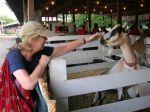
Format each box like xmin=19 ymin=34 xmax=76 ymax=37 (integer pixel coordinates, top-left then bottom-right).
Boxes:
xmin=39 ymin=55 xmax=51 ymax=67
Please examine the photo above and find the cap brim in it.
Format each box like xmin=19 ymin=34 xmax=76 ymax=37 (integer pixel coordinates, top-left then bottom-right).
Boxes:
xmin=40 ymin=29 xmax=57 ymax=37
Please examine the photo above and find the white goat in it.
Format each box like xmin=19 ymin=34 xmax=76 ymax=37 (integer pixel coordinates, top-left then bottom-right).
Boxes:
xmin=91 ymin=25 xmax=140 ymax=106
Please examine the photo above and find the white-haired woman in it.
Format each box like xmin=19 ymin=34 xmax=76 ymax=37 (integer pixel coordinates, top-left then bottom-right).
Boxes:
xmin=5 ymin=21 xmax=102 ymax=111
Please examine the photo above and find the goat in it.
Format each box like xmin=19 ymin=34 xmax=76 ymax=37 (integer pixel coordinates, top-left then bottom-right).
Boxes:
xmin=91 ymin=24 xmax=140 ymax=106
xmin=132 ymin=35 xmax=147 ymax=65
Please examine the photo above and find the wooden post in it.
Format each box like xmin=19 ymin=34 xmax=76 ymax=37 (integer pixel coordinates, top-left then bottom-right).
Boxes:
xmin=66 ymin=14 xmax=68 ymax=23
xmin=23 ymin=0 xmax=27 ymax=22
xmin=117 ymin=0 xmax=122 ymax=25
xmin=35 ymin=10 xmax=42 ymax=23
xmin=0 ymin=21 xmax=4 ymax=33
xmin=135 ymin=0 xmax=139 ymax=26
xmin=110 ymin=15 xmax=112 ymax=28
xmin=87 ymin=0 xmax=91 ymax=32
xmin=103 ymin=15 xmax=104 ymax=26
xmin=56 ymin=15 xmax=58 ymax=22
xmin=149 ymin=14 xmax=150 ymax=26
xmin=73 ymin=14 xmax=75 ymax=23
xmin=52 ymin=17 xmax=53 ymax=22
xmin=72 ymin=0 xmax=75 ymax=23
xmin=49 ymin=59 xmax=68 ymax=112
xmin=27 ymin=0 xmax=35 ymax=21
xmin=62 ymin=13 xmax=65 ymax=24
xmin=34 ymin=0 xmax=42 ymax=23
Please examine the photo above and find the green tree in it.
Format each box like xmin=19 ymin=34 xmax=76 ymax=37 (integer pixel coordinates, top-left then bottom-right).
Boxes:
xmin=91 ymin=14 xmax=117 ymax=28
xmin=91 ymin=14 xmax=103 ymax=28
xmin=74 ymin=14 xmax=117 ymax=30
xmin=0 ymin=15 xmax=17 ymax=24
xmin=75 ymin=14 xmax=87 ymax=27
xmin=57 ymin=14 xmax=117 ymax=31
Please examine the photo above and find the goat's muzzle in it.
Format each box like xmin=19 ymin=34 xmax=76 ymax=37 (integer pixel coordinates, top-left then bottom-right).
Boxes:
xmin=100 ymin=38 xmax=105 ymax=44
xmin=100 ymin=31 xmax=111 ymax=46
xmin=100 ymin=37 xmax=107 ymax=46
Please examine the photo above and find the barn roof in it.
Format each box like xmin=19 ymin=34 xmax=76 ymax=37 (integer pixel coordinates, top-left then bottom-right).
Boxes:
xmin=3 ymin=21 xmax=19 ymax=27
xmin=5 ymin=0 xmax=150 ymax=23
xmin=0 ymin=20 xmax=6 ymax=23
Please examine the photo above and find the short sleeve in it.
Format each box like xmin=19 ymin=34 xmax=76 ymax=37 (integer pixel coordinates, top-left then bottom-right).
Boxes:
xmin=7 ymin=49 xmax=25 ymax=74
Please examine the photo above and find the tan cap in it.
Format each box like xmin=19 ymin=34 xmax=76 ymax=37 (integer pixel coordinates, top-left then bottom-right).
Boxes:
xmin=19 ymin=21 xmax=56 ymax=42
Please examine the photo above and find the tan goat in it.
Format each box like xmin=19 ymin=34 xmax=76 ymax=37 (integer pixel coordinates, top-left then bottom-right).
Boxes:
xmin=91 ymin=25 xmax=140 ymax=106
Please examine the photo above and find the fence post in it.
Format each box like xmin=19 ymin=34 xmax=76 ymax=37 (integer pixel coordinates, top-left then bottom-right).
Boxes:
xmin=49 ymin=58 xmax=68 ymax=112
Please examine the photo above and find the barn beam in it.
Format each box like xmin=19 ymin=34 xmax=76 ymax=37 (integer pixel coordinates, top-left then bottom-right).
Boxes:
xmin=27 ymin=0 xmax=35 ymax=21
xmin=117 ymin=0 xmax=122 ymax=25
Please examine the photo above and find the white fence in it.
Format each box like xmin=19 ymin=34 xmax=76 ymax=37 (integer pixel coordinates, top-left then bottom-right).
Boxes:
xmin=46 ymin=35 xmax=121 ymax=65
xmin=46 ymin=35 xmax=150 ymax=112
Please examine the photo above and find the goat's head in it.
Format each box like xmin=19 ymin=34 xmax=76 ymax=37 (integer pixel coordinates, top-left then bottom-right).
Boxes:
xmin=100 ymin=24 xmax=124 ymax=47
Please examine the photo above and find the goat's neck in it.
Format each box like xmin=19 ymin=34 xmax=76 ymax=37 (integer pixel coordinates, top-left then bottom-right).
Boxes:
xmin=120 ymin=39 xmax=136 ymax=64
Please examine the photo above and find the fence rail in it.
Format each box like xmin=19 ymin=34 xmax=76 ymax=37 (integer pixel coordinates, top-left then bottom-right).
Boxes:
xmin=46 ymin=35 xmax=150 ymax=112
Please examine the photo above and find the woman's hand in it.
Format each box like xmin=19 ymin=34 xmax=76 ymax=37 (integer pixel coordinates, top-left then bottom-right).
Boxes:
xmin=39 ymin=55 xmax=51 ymax=68
xmin=85 ymin=32 xmax=103 ymax=43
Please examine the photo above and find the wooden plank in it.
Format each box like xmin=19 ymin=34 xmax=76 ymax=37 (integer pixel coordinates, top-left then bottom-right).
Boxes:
xmin=57 ymin=50 xmax=107 ymax=65
xmin=45 ymin=40 xmax=99 ymax=49
xmin=45 ymin=44 xmax=121 ymax=59
xmin=46 ymin=39 xmax=121 ymax=56
xmin=46 ymin=35 xmax=122 ymax=65
xmin=46 ymin=35 xmax=122 ymax=57
xmin=49 ymin=59 xmax=69 ymax=111
xmin=71 ymin=95 xmax=150 ymax=112
xmin=67 ymin=61 xmax=116 ymax=74
xmin=49 ymin=59 xmax=67 ymax=81
xmin=55 ymin=50 xmax=120 ymax=65
xmin=103 ymin=56 xmax=117 ymax=62
xmin=47 ymin=35 xmax=92 ymax=41
xmin=27 ymin=0 xmax=35 ymax=21
xmin=49 ymin=48 xmax=120 ymax=65
xmin=51 ymin=68 xmax=150 ymax=98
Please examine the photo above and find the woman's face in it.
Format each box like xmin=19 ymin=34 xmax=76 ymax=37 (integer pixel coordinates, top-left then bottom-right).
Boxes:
xmin=32 ymin=36 xmax=47 ymax=52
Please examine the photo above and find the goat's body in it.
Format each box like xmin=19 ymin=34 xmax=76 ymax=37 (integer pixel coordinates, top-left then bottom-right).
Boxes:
xmin=108 ymin=33 xmax=140 ymax=101
xmin=110 ymin=58 xmax=140 ymax=73
xmin=109 ymin=58 xmax=140 ymax=99
xmin=92 ymin=25 xmax=140 ymax=106
xmin=92 ymin=58 xmax=140 ymax=106
xmin=133 ymin=37 xmax=147 ymax=65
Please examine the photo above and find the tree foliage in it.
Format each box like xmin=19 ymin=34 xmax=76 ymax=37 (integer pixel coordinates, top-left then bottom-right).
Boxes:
xmin=75 ymin=14 xmax=87 ymax=27
xmin=58 ymin=14 xmax=117 ymax=31
xmin=63 ymin=14 xmax=117 ymax=29
xmin=0 ymin=15 xmax=17 ymax=24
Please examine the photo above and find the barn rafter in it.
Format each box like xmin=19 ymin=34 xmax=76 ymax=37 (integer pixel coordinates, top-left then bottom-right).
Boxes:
xmin=5 ymin=0 xmax=150 ymax=23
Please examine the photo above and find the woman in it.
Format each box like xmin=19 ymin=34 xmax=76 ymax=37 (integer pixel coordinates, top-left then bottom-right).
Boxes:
xmin=6 ymin=21 xmax=102 ymax=111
